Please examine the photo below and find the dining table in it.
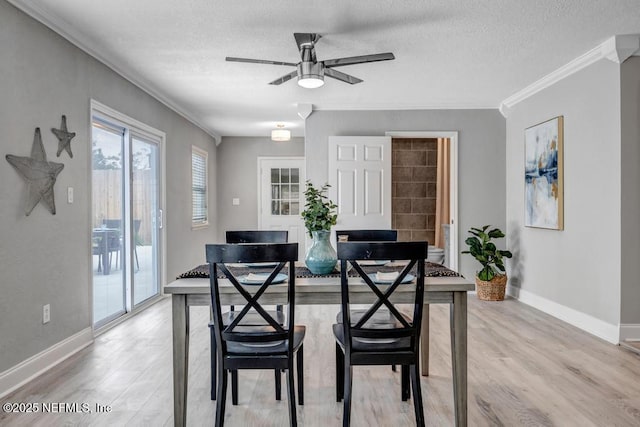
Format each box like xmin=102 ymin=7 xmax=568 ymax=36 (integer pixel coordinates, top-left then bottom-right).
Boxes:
xmin=165 ymin=264 xmax=474 ymax=427
xmin=92 ymin=227 xmax=120 ymax=275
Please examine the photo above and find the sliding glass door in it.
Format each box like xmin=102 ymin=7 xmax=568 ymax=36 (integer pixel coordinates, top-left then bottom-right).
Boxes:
xmin=91 ymin=109 xmax=163 ymax=328
xmin=131 ymin=135 xmax=160 ymax=305
xmin=91 ymin=121 xmax=126 ymax=325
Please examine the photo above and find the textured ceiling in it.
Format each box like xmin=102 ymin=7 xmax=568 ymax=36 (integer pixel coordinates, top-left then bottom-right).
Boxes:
xmin=10 ymin=0 xmax=640 ymax=139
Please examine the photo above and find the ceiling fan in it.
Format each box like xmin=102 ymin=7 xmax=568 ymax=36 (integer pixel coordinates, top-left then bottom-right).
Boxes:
xmin=226 ymin=33 xmax=395 ymax=88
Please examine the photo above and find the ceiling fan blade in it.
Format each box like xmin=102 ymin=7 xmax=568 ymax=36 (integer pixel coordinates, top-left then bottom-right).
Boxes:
xmin=268 ymin=70 xmax=298 ymax=85
xmin=226 ymin=57 xmax=297 ymax=67
xmin=324 ymin=68 xmax=363 ymax=85
xmin=323 ymin=52 xmax=395 ymax=68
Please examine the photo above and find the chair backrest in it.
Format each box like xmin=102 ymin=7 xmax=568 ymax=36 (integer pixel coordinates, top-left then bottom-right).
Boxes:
xmin=335 ymin=229 xmax=397 ymax=242
xmin=206 ymin=243 xmax=298 ymax=351
xmin=102 ymin=219 xmax=122 ymax=246
xmin=337 ymin=241 xmax=427 ymax=355
xmin=226 ymin=230 xmax=289 ymax=244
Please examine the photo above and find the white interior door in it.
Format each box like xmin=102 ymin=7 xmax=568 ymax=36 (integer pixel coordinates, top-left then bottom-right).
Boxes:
xmin=258 ymin=157 xmax=306 ymax=259
xmin=328 ymin=136 xmax=392 ymax=237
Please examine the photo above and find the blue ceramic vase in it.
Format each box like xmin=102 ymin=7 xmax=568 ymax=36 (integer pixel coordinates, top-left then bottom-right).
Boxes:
xmin=305 ymin=230 xmax=337 ymax=275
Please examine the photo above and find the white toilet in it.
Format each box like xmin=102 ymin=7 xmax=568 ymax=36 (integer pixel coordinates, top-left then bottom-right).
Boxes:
xmin=426 ymin=247 xmax=445 ymax=264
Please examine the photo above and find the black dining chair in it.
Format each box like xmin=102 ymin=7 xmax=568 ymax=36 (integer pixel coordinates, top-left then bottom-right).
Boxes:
xmin=103 ymin=219 xmax=142 ymax=271
xmin=333 ymin=241 xmax=427 ymax=427
xmin=206 ymin=243 xmax=304 ymax=426
xmin=98 ymin=219 xmax=122 ymax=271
xmin=209 ymin=230 xmax=289 ymax=402
xmin=92 ymin=235 xmax=105 ymax=272
xmin=334 ymin=229 xmax=401 ymax=372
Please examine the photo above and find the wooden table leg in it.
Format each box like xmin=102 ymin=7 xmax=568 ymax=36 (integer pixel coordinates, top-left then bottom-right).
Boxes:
xmin=420 ymin=304 xmax=430 ymax=376
xmin=450 ymin=291 xmax=467 ymax=427
xmin=172 ymin=295 xmax=189 ymax=427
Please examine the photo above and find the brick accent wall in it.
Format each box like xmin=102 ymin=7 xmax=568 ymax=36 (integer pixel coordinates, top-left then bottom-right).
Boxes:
xmin=392 ymin=138 xmax=438 ymax=244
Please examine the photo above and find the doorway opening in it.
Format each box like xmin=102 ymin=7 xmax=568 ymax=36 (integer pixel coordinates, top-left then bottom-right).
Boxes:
xmin=386 ymin=132 xmax=458 ymax=270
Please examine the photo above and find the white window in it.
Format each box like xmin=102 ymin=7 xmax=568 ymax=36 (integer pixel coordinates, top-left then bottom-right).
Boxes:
xmin=192 ymin=146 xmax=208 ymax=227
xmin=270 ymin=167 xmax=300 ymax=216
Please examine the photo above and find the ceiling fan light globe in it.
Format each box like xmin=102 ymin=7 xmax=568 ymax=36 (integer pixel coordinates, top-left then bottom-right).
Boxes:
xmin=297 ymin=76 xmax=324 ymax=88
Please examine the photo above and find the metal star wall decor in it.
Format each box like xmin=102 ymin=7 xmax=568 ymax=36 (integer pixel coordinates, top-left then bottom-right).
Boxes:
xmin=51 ymin=115 xmax=76 ymax=158
xmin=6 ymin=128 xmax=64 ymax=216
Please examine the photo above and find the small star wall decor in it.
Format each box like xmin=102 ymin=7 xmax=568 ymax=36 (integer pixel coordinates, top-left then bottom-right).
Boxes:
xmin=51 ymin=115 xmax=76 ymax=158
xmin=6 ymin=127 xmax=64 ymax=216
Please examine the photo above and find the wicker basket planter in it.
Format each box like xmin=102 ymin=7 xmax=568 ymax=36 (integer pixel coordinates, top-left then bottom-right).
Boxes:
xmin=475 ymin=274 xmax=507 ymax=301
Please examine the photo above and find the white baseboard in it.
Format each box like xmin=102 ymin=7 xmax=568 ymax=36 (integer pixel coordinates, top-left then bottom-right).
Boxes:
xmin=0 ymin=327 xmax=94 ymax=399
xmin=507 ymin=287 xmax=620 ymax=344
xmin=620 ymin=324 xmax=640 ymax=341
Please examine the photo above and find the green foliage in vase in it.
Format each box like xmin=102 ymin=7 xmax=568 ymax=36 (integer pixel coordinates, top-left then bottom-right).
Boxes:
xmin=300 ymin=181 xmax=338 ymax=237
xmin=461 ymin=225 xmax=513 ymax=281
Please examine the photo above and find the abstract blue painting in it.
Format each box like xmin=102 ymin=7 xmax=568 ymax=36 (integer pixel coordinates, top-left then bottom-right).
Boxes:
xmin=525 ymin=116 xmax=564 ymax=230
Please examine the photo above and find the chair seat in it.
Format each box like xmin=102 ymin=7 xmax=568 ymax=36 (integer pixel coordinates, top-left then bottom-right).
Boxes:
xmin=333 ymin=324 xmax=411 ymax=351
xmin=207 ymin=307 xmax=292 ymax=404
xmin=227 ymin=325 xmax=305 ymax=355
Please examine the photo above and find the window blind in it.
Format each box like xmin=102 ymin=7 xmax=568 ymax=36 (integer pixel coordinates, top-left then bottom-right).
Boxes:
xmin=192 ymin=148 xmax=207 ymax=225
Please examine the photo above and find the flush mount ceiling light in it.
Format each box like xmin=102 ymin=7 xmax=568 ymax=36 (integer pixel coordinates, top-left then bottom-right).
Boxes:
xmin=271 ymin=124 xmax=291 ymax=142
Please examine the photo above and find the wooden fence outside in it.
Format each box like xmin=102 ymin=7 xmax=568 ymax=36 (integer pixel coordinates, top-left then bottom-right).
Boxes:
xmin=92 ymin=170 xmax=155 ymax=244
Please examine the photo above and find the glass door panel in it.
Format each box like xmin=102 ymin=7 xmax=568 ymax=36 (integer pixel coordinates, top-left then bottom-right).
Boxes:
xmin=92 ymin=123 xmax=126 ymax=326
xmin=131 ymin=136 xmax=160 ymax=305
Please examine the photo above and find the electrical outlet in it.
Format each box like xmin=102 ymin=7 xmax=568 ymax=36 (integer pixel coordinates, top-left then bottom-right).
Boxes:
xmin=43 ymin=304 xmax=50 ymax=324
xmin=232 ymin=198 xmax=240 ymax=206
xmin=67 ymin=187 xmax=73 ymax=203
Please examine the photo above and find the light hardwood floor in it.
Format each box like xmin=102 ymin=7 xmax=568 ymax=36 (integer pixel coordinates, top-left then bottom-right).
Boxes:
xmin=2 ymin=296 xmax=640 ymax=426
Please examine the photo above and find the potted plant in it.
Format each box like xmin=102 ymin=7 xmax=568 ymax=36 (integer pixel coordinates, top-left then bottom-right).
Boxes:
xmin=462 ymin=225 xmax=513 ymax=301
xmin=301 ymin=181 xmax=338 ymax=274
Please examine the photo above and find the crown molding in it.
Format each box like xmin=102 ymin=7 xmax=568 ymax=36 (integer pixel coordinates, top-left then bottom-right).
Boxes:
xmin=602 ymin=34 xmax=640 ymax=63
xmin=7 ymin=0 xmax=221 ymax=143
xmin=500 ymin=35 xmax=640 ymax=117
xmin=313 ymin=103 xmax=495 ymax=111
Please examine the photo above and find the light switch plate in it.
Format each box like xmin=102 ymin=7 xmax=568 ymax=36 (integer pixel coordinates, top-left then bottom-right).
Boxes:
xmin=67 ymin=187 xmax=73 ymax=203
xmin=43 ymin=304 xmax=50 ymax=324
xmin=232 ymin=198 xmax=240 ymax=206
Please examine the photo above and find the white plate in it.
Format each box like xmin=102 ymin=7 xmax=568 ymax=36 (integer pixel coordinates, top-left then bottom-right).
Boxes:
xmin=358 ymin=260 xmax=390 ymax=266
xmin=238 ymin=273 xmax=287 ymax=285
xmin=367 ymin=273 xmax=415 ymax=284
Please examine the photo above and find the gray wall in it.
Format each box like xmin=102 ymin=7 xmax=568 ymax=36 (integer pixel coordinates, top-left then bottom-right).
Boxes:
xmin=216 ymin=136 xmax=304 ymax=242
xmin=0 ymin=2 xmax=217 ymax=373
xmin=505 ymin=59 xmax=621 ymax=327
xmin=621 ymin=57 xmax=640 ymax=324
xmin=305 ymin=109 xmax=506 ymax=280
